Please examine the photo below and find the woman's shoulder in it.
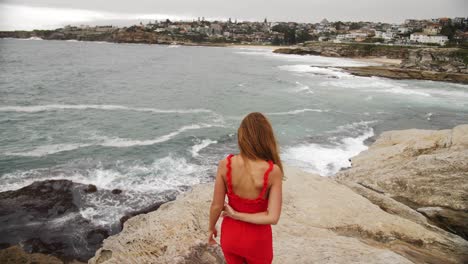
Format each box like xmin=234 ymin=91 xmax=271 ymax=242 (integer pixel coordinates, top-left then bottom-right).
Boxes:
xmin=217 ymin=154 xmax=234 ymax=168
xmin=269 ymin=164 xmax=283 ymax=181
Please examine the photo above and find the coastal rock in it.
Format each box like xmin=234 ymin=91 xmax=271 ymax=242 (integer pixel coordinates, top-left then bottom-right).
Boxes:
xmin=89 ymin=164 xmax=468 ymax=263
xmin=341 ymin=66 xmax=468 ymax=84
xmin=335 ymin=124 xmax=468 ymax=240
xmin=0 ymin=245 xmax=65 ymax=264
xmin=273 ymin=42 xmax=410 ymax=59
xmin=0 ymin=180 xmax=109 ymax=262
xmin=0 ymin=180 xmax=176 ymax=262
xmin=401 ymin=48 xmax=468 ymax=74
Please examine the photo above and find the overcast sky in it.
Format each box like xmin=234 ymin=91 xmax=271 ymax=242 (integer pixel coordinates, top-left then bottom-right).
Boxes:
xmin=1 ymin=0 xmax=467 ymax=30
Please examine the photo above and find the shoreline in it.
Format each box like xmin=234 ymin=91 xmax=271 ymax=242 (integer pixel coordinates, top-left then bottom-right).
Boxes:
xmin=88 ymin=124 xmax=468 ymax=263
xmin=1 ymin=125 xmax=468 ymax=263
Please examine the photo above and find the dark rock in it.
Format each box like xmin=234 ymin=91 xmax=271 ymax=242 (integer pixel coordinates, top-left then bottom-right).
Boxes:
xmin=0 ymin=180 xmax=106 ymax=262
xmin=84 ymin=184 xmax=97 ymax=193
xmin=0 ymin=179 xmax=178 ymax=262
xmin=119 ymin=202 xmax=166 ymax=228
xmin=111 ymin=189 xmax=122 ymax=195
xmin=416 ymin=207 xmax=468 ymax=240
xmin=341 ymin=66 xmax=468 ymax=84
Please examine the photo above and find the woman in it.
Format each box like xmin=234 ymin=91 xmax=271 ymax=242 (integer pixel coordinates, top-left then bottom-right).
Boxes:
xmin=208 ymin=112 xmax=284 ymax=264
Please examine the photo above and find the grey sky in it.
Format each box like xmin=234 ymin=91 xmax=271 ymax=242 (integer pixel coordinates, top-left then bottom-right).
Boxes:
xmin=1 ymin=0 xmax=467 ymax=30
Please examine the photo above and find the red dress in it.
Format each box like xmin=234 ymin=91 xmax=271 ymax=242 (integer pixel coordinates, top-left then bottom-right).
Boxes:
xmin=220 ymin=154 xmax=274 ymax=264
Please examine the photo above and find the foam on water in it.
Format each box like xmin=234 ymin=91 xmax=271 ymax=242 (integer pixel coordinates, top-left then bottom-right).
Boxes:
xmin=0 ymin=154 xmax=213 ymax=226
xmin=4 ymin=143 xmax=93 ymax=157
xmin=294 ymin=81 xmax=314 ymax=94
xmin=282 ymin=122 xmax=374 ymax=176
xmin=235 ymin=49 xmax=375 ymax=67
xmin=191 ymin=139 xmax=218 ymax=157
xmin=320 ymin=77 xmax=434 ymax=97
xmin=99 ymin=123 xmax=219 ymax=148
xmin=0 ymin=104 xmax=214 ymax=114
xmin=278 ymin=65 xmax=352 ymax=78
xmin=4 ymin=123 xmax=222 ymax=157
xmin=267 ymin=108 xmax=327 ymax=115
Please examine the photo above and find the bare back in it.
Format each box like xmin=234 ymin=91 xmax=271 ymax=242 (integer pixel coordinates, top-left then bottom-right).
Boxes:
xmin=225 ymin=154 xmax=272 ymax=200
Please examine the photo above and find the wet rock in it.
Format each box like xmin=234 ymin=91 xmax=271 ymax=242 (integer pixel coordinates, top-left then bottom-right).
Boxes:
xmin=0 ymin=179 xmax=177 ymax=262
xmin=0 ymin=180 xmax=107 ymax=262
xmin=340 ymin=66 xmax=468 ymax=84
xmin=85 ymin=184 xmax=97 ymax=193
xmin=111 ymin=189 xmax=122 ymax=195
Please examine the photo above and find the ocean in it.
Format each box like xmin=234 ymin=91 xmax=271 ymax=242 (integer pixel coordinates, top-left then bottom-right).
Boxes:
xmin=1 ymin=38 xmax=467 ymax=229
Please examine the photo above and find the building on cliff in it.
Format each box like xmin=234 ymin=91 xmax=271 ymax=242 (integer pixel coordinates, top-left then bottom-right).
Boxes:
xmin=410 ymin=33 xmax=448 ymax=45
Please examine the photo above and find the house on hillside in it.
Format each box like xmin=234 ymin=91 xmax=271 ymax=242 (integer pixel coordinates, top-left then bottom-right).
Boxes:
xmin=410 ymin=33 xmax=448 ymax=45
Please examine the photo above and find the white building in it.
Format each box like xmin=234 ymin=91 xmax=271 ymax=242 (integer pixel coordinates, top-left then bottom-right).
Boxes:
xmin=410 ymin=33 xmax=448 ymax=45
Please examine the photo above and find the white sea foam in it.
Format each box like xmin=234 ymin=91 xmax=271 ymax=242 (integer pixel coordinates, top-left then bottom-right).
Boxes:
xmin=294 ymin=81 xmax=314 ymax=94
xmin=0 ymin=155 xmax=214 ymax=226
xmin=190 ymin=139 xmax=218 ymax=157
xmin=282 ymin=124 xmax=374 ymax=176
xmin=279 ymin=65 xmax=352 ymax=78
xmin=0 ymin=155 xmax=212 ymax=193
xmin=4 ymin=123 xmax=221 ymax=157
xmin=4 ymin=143 xmax=92 ymax=157
xmin=320 ymin=77 xmax=433 ymax=97
xmin=100 ymin=124 xmax=217 ymax=148
xmin=267 ymin=108 xmax=327 ymax=115
xmin=0 ymin=104 xmax=214 ymax=114
xmin=27 ymin=37 xmax=43 ymax=40
xmin=235 ymin=49 xmax=375 ymax=67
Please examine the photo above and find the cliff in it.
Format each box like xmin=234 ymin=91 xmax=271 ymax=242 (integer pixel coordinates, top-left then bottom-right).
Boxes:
xmin=274 ymin=42 xmax=411 ymax=59
xmin=89 ymin=125 xmax=468 ymax=264
xmin=273 ymin=43 xmax=468 ymax=83
xmin=335 ymin=124 xmax=468 ymax=240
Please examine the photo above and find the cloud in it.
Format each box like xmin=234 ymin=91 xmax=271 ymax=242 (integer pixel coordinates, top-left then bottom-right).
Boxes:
xmin=0 ymin=4 xmax=201 ymax=30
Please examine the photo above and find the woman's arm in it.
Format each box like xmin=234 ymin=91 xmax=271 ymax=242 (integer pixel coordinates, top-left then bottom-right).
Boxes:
xmin=223 ymin=165 xmax=283 ymax=225
xmin=208 ymin=159 xmax=227 ymax=244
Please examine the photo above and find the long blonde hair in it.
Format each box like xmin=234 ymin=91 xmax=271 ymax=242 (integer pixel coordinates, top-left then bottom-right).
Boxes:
xmin=237 ymin=112 xmax=283 ymax=173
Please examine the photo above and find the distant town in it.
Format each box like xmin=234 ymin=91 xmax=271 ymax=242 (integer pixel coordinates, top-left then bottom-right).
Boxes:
xmin=1 ymin=17 xmax=467 ymax=47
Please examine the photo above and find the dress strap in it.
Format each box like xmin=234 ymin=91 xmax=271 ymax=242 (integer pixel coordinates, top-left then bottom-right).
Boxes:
xmin=226 ymin=154 xmax=234 ymax=194
xmin=258 ymin=160 xmax=274 ymax=199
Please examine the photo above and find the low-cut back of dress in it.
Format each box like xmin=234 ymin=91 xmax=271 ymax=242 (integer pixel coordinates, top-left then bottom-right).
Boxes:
xmin=220 ymin=154 xmax=274 ymax=264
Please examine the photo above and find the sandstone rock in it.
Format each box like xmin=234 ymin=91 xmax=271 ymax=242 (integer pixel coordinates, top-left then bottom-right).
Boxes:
xmin=0 ymin=245 xmax=65 ymax=264
xmin=89 ymin=165 xmax=467 ymax=263
xmin=336 ymin=124 xmax=468 ymax=241
xmin=340 ymin=66 xmax=468 ymax=84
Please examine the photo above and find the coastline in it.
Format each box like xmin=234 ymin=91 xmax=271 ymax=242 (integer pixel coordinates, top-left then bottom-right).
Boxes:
xmin=1 ymin=125 xmax=467 ymax=263
xmin=4 ymin=36 xmax=467 ymax=84
xmin=87 ymin=124 xmax=468 ymax=264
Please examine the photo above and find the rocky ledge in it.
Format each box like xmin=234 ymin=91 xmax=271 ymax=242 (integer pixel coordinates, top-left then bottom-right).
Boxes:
xmin=340 ymin=66 xmax=468 ymax=84
xmin=89 ymin=125 xmax=468 ymax=264
xmin=274 ymin=43 xmax=468 ymax=83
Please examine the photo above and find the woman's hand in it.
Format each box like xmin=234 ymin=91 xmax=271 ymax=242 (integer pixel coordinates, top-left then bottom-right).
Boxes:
xmin=208 ymin=227 xmax=218 ymax=245
xmin=222 ymin=203 xmax=238 ymax=220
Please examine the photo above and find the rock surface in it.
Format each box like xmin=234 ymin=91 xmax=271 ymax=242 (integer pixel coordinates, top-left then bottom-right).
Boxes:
xmin=340 ymin=66 xmax=468 ymax=84
xmin=336 ymin=124 xmax=468 ymax=240
xmin=274 ymin=42 xmax=411 ymax=59
xmin=0 ymin=180 xmax=109 ymax=262
xmin=89 ymin=127 xmax=468 ymax=264
xmin=0 ymin=245 xmax=85 ymax=264
xmin=273 ymin=43 xmax=468 ymax=83
xmin=0 ymin=180 xmax=177 ymax=262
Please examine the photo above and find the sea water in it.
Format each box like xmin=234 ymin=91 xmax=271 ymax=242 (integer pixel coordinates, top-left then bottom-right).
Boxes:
xmin=1 ymin=39 xmax=467 ymax=227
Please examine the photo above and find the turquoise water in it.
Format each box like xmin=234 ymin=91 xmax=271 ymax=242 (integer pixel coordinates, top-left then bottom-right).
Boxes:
xmin=1 ymin=38 xmax=467 ymax=226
